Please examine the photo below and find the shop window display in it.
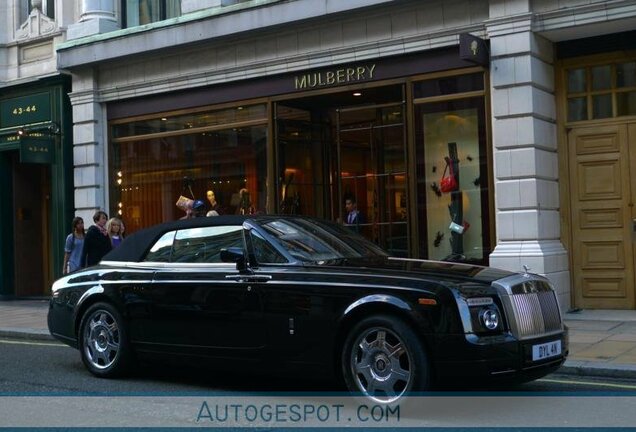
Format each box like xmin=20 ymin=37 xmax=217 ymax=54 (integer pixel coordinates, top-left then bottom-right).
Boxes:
xmin=109 ymin=105 xmax=267 ymax=234
xmin=275 ymin=105 xmax=326 ymax=218
xmin=415 ymin=98 xmax=489 ymax=264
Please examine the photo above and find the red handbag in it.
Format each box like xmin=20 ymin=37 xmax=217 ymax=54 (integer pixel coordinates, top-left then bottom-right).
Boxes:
xmin=440 ymin=160 xmax=458 ymax=193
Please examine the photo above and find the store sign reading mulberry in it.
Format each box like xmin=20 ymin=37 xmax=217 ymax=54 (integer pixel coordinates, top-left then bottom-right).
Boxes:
xmin=294 ymin=64 xmax=376 ymax=89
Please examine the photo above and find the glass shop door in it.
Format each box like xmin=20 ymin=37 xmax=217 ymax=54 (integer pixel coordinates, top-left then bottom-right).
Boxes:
xmin=333 ymin=103 xmax=408 ymax=256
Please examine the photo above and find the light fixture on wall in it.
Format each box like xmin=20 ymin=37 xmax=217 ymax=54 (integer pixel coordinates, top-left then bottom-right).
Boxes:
xmin=48 ymin=122 xmax=60 ymax=134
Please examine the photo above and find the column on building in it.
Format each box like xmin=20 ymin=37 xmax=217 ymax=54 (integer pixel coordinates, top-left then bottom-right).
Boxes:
xmin=486 ymin=6 xmax=571 ymax=311
xmin=69 ymin=68 xmax=108 ymax=226
xmin=67 ymin=0 xmax=119 ymax=40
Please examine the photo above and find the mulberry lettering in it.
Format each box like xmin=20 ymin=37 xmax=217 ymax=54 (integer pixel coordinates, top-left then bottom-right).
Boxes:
xmin=294 ymin=64 xmax=376 ymax=89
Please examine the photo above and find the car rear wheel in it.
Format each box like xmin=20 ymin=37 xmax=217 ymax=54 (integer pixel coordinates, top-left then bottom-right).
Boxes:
xmin=79 ymin=302 xmax=132 ymax=377
xmin=342 ymin=315 xmax=429 ymax=403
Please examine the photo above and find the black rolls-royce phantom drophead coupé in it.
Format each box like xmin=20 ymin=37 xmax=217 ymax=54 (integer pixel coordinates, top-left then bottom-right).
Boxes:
xmin=48 ymin=215 xmax=568 ymax=403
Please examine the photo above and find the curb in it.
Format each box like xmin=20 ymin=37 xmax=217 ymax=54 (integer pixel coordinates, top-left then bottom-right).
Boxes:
xmin=558 ymin=360 xmax=636 ymax=380
xmin=0 ymin=328 xmax=55 ymax=342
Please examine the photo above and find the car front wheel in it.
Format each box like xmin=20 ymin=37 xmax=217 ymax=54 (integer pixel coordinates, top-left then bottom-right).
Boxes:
xmin=79 ymin=302 xmax=132 ymax=377
xmin=342 ymin=315 xmax=429 ymax=403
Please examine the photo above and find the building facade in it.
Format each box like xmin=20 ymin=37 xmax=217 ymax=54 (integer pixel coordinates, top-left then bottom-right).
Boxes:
xmin=6 ymin=0 xmax=636 ymax=311
xmin=0 ymin=0 xmax=75 ymax=298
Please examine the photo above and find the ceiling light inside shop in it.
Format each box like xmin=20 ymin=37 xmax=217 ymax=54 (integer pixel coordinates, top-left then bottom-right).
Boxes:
xmin=353 ymin=92 xmax=362 ymax=97
xmin=161 ymin=117 xmax=167 ymax=121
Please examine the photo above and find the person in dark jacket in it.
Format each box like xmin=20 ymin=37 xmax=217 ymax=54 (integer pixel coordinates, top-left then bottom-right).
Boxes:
xmin=80 ymin=210 xmax=112 ymax=267
xmin=345 ymin=196 xmax=364 ymax=232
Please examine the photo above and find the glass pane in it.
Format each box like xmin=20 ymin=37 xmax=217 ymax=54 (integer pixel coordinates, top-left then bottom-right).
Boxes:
xmin=250 ymin=230 xmax=288 ymax=264
xmin=112 ymin=104 xmax=266 ymax=139
xmin=415 ymin=99 xmax=488 ymax=264
xmin=617 ymin=91 xmax=636 ymax=116
xmin=413 ymin=73 xmax=484 ymax=98
xmin=617 ymin=62 xmax=636 ymax=88
xmin=591 ymin=65 xmax=611 ymax=91
xmin=567 ymin=97 xmax=587 ymax=122
xmin=276 ymin=105 xmax=325 ymax=217
xmin=567 ymin=68 xmax=586 ymax=93
xmin=144 ymin=231 xmax=175 ymax=262
xmin=592 ymin=93 xmax=612 ymax=119
xmin=172 ymin=226 xmax=244 ymax=263
xmin=336 ymin=105 xmax=408 ymax=256
xmin=109 ymin=124 xmax=268 ymax=234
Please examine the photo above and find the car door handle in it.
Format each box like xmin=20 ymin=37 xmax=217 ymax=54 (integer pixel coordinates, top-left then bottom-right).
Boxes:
xmin=225 ymin=274 xmax=272 ymax=282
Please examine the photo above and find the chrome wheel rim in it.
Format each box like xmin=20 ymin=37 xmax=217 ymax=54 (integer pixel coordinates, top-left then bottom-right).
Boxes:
xmin=350 ymin=326 xmax=413 ymax=403
xmin=82 ymin=309 xmax=120 ymax=370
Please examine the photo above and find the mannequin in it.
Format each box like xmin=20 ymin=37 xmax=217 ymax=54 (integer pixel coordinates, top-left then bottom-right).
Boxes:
xmin=237 ymin=188 xmax=253 ymax=215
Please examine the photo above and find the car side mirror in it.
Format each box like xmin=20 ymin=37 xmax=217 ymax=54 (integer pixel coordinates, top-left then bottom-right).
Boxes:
xmin=220 ymin=247 xmax=247 ymax=271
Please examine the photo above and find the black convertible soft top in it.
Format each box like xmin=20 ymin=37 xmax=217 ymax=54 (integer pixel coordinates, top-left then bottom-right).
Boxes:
xmin=102 ymin=215 xmax=250 ymax=263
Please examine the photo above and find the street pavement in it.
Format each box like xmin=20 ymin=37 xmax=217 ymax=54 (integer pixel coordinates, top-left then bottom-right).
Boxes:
xmin=2 ymin=299 xmax=636 ymax=380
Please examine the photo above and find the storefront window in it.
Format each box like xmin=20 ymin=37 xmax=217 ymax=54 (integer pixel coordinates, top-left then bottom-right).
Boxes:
xmin=414 ymin=74 xmax=489 ymax=264
xmin=335 ymin=105 xmax=407 ymax=256
xmin=109 ymin=104 xmax=267 ymax=233
xmin=275 ymin=105 xmax=326 ymax=217
xmin=274 ymin=84 xmax=407 ymax=255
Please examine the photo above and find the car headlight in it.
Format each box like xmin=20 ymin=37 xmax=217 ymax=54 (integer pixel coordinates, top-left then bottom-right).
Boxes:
xmin=465 ymin=297 xmax=503 ymax=334
xmin=480 ymin=308 xmax=499 ymax=330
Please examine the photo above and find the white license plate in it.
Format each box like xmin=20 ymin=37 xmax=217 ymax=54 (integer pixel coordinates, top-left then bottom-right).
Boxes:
xmin=532 ymin=340 xmax=562 ymax=361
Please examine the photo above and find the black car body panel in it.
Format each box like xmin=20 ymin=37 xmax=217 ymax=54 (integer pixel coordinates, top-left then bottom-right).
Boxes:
xmin=48 ymin=215 xmax=568 ymax=391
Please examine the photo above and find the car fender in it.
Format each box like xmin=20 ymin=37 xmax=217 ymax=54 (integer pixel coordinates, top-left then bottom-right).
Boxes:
xmin=340 ymin=293 xmax=433 ymax=335
xmin=72 ymin=285 xmax=107 ymax=332
xmin=343 ymin=293 xmax=412 ymax=316
xmin=335 ymin=294 xmax=435 ymax=365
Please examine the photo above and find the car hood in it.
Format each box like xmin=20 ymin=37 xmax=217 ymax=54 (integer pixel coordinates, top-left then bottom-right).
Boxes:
xmin=311 ymin=256 xmax=516 ymax=285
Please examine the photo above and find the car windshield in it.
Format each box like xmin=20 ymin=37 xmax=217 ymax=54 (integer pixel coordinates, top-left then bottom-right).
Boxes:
xmin=256 ymin=218 xmax=388 ymax=262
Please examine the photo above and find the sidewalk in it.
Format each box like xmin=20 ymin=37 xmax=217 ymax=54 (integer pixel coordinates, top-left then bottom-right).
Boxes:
xmin=2 ymin=299 xmax=636 ymax=379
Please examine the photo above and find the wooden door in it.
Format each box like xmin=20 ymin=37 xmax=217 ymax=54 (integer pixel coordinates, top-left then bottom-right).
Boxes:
xmin=568 ymin=124 xmax=635 ymax=309
xmin=12 ymin=151 xmax=50 ymax=297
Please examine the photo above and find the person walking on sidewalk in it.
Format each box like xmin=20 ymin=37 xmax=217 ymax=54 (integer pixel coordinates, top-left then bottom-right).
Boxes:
xmin=62 ymin=217 xmax=85 ymax=275
xmin=80 ymin=210 xmax=112 ymax=267
xmin=106 ymin=217 xmax=125 ymax=248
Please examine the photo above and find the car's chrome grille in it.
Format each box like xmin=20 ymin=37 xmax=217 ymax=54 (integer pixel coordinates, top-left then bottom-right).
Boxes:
xmin=508 ymin=290 xmax=562 ymax=339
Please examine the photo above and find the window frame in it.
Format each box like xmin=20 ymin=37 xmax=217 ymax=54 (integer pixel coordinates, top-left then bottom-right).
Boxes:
xmin=565 ymin=59 xmax=636 ymax=123
xmin=121 ymin=0 xmax=181 ymax=28
xmin=143 ymin=225 xmax=248 ymax=264
xmin=20 ymin=0 xmax=54 ymax=21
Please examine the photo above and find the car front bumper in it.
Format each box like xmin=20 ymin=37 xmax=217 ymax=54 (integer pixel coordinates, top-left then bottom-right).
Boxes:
xmin=431 ymin=328 xmax=569 ymax=384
